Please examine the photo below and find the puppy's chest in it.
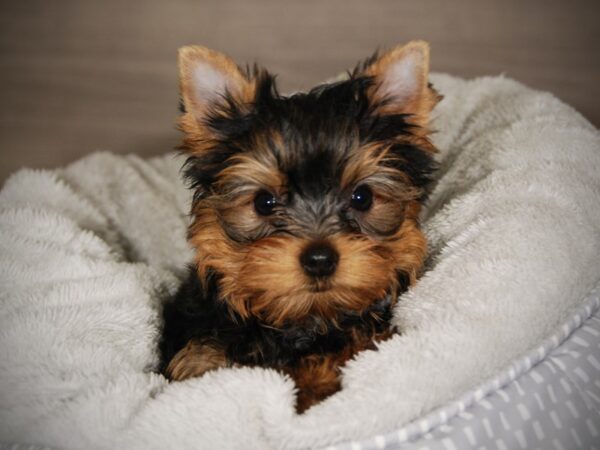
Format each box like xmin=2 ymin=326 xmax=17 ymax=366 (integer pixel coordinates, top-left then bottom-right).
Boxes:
xmin=225 ymin=302 xmax=395 ymax=369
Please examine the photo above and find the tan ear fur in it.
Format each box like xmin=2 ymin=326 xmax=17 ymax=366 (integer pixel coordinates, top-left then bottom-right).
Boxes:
xmin=363 ymin=40 xmax=441 ymax=129
xmin=178 ymin=46 xmax=255 ymax=134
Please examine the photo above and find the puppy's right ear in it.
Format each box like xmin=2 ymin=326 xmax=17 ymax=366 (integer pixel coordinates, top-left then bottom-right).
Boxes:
xmin=178 ymin=46 xmax=255 ymax=130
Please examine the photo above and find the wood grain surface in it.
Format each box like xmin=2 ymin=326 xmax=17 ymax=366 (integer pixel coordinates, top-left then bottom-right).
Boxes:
xmin=1 ymin=0 xmax=598 ymax=182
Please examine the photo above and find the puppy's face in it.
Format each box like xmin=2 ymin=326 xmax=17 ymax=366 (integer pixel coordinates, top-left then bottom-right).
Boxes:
xmin=178 ymin=42 xmax=439 ymax=326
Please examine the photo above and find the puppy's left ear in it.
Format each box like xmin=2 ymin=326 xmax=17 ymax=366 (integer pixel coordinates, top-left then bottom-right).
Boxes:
xmin=362 ymin=41 xmax=441 ymax=127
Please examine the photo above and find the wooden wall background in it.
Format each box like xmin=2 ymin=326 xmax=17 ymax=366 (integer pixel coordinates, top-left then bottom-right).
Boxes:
xmin=1 ymin=0 xmax=598 ymax=182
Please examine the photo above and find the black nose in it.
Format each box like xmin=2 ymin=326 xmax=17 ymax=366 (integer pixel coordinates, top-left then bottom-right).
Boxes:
xmin=300 ymin=242 xmax=339 ymax=278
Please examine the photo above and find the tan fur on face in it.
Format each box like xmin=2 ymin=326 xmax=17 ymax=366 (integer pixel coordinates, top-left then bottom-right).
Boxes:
xmin=189 ymin=205 xmax=244 ymax=287
xmin=234 ymin=234 xmax=401 ymax=325
xmin=215 ymin=132 xmax=286 ymax=195
xmin=340 ymin=142 xmax=424 ymax=235
xmin=187 ymin=136 xmax=429 ymax=328
xmin=190 ymin=197 xmax=426 ymax=326
xmin=386 ymin=200 xmax=428 ymax=284
xmin=341 ymin=143 xmax=420 ymax=197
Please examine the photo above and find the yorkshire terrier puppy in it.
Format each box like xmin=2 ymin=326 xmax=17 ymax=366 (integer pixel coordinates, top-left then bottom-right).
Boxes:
xmin=159 ymin=41 xmax=440 ymax=412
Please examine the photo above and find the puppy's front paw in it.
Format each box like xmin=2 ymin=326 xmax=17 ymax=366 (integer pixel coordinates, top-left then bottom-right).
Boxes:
xmin=165 ymin=340 xmax=228 ymax=381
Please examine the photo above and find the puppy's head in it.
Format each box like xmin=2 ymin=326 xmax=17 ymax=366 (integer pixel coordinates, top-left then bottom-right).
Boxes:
xmin=178 ymin=42 xmax=439 ymax=326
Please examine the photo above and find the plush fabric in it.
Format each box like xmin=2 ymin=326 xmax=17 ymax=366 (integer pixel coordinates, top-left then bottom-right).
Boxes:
xmin=328 ymin=286 xmax=600 ymax=449
xmin=1 ymin=74 xmax=599 ymax=450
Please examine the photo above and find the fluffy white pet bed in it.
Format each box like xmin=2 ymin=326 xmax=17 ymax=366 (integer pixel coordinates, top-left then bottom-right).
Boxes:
xmin=1 ymin=74 xmax=599 ymax=450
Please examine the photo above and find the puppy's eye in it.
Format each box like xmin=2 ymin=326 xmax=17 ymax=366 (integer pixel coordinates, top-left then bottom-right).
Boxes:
xmin=350 ymin=185 xmax=373 ymax=211
xmin=254 ymin=190 xmax=277 ymax=216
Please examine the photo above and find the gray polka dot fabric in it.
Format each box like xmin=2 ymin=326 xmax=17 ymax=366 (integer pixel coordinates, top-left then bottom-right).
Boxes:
xmin=324 ymin=284 xmax=600 ymax=450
